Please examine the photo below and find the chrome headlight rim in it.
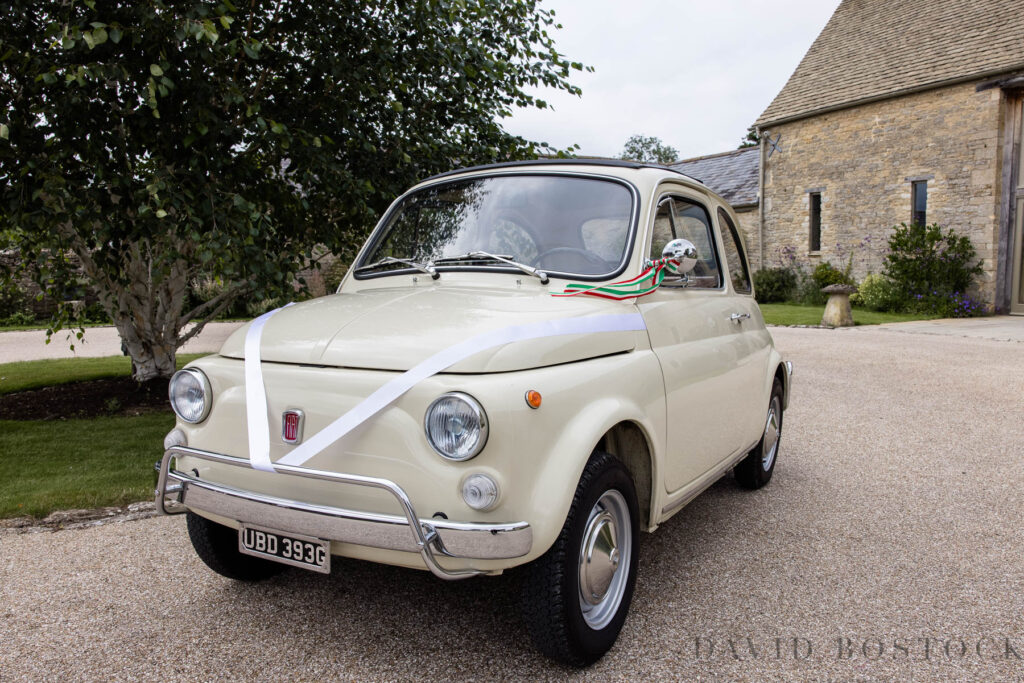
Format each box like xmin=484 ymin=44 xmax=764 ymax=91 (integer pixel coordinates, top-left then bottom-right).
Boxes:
xmin=423 ymin=391 xmax=489 ymax=461
xmin=168 ymin=367 xmax=212 ymax=424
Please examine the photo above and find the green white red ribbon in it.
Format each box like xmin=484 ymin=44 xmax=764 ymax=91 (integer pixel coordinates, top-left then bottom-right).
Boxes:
xmin=551 ymin=257 xmax=680 ymax=300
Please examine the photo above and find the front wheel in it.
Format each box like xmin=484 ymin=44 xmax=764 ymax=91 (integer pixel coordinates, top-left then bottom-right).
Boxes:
xmin=520 ymin=451 xmax=639 ymax=666
xmin=734 ymin=378 xmax=784 ymax=489
xmin=186 ymin=512 xmax=288 ymax=582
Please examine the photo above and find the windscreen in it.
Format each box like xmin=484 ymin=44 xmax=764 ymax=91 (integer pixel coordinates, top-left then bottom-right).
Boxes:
xmin=358 ymin=174 xmax=634 ymax=278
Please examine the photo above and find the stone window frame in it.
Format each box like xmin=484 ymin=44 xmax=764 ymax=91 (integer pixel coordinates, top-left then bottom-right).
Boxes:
xmin=805 ymin=187 xmax=825 ymax=255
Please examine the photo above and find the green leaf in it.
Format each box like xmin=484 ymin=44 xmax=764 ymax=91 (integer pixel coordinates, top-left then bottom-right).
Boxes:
xmin=150 ymin=64 xmax=163 ymax=77
xmin=82 ymin=31 xmax=95 ymax=49
xmin=0 ymin=124 xmax=8 ymax=140
xmin=155 ymin=209 xmax=168 ymax=218
xmin=109 ymin=27 xmax=123 ymax=44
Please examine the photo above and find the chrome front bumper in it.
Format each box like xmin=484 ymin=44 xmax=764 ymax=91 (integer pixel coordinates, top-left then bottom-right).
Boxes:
xmin=155 ymin=446 xmax=532 ymax=580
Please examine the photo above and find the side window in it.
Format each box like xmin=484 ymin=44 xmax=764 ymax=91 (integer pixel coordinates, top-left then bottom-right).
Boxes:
xmin=672 ymin=198 xmax=721 ymax=289
xmin=717 ymin=208 xmax=752 ymax=294
xmin=649 ymin=196 xmax=721 ymax=288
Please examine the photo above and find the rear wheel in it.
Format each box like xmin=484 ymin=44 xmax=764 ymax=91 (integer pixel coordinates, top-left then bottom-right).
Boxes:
xmin=520 ymin=451 xmax=639 ymax=666
xmin=735 ymin=378 xmax=784 ymax=490
xmin=186 ymin=512 xmax=288 ymax=581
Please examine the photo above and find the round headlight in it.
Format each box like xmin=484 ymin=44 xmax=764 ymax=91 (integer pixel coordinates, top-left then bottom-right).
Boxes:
xmin=424 ymin=392 xmax=488 ymax=461
xmin=169 ymin=368 xmax=212 ymax=424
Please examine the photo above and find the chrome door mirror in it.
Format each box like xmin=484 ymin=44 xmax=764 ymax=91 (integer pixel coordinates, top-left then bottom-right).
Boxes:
xmin=662 ymin=238 xmax=698 ymax=275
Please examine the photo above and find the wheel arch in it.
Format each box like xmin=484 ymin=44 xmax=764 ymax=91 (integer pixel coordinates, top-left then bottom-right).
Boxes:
xmin=595 ymin=421 xmax=656 ymax=531
xmin=526 ymin=400 xmax=662 ymax=557
xmin=774 ymin=359 xmax=792 ymax=410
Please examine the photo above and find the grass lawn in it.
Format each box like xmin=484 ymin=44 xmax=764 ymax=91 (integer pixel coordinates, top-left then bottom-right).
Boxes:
xmin=759 ymin=303 xmax=940 ymax=327
xmin=0 ymin=413 xmax=175 ymax=518
xmin=0 ymin=353 xmax=205 ymax=395
xmin=0 ymin=353 xmax=208 ymax=518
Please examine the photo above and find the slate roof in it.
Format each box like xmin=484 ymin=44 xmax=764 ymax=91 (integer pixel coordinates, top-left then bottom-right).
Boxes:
xmin=756 ymin=0 xmax=1024 ymax=127
xmin=670 ymin=147 xmax=759 ymax=207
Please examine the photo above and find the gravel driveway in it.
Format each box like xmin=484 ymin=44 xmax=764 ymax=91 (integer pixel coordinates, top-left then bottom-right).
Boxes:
xmin=2 ymin=326 xmax=1022 ymax=681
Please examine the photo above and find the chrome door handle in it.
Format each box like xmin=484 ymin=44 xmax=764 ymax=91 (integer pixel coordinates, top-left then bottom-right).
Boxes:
xmin=729 ymin=312 xmax=751 ymax=323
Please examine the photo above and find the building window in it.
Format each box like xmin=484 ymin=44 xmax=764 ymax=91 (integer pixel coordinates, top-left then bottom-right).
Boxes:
xmin=912 ymin=180 xmax=927 ymax=226
xmin=809 ymin=192 xmax=822 ymax=252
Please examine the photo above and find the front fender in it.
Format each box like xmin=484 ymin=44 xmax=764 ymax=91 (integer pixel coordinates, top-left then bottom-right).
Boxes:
xmin=524 ymin=395 xmax=664 ymax=561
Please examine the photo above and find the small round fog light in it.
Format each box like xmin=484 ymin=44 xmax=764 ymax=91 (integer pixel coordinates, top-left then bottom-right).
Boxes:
xmin=461 ymin=474 xmax=499 ymax=511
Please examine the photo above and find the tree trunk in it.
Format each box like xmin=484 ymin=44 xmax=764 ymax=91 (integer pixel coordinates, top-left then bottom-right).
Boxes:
xmin=120 ymin=330 xmax=179 ymax=382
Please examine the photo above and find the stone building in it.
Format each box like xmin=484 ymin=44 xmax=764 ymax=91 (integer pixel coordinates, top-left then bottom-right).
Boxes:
xmin=671 ymin=147 xmax=760 ymax=256
xmin=753 ymin=0 xmax=1024 ymax=313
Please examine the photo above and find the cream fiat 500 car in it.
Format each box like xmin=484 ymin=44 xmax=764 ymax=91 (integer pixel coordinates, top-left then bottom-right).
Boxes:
xmin=157 ymin=159 xmax=791 ymax=665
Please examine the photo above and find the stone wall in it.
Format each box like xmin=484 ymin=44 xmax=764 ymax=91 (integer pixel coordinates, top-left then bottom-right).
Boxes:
xmin=760 ymin=81 xmax=1004 ymax=305
xmin=733 ymin=206 xmax=759 ymax=265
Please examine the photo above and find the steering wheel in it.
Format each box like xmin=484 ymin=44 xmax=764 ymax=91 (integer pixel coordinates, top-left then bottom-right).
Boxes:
xmin=533 ymin=247 xmax=612 ymax=272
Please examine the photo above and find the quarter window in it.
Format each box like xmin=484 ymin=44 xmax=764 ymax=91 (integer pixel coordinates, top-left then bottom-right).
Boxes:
xmin=717 ymin=208 xmax=752 ymax=294
xmin=648 ymin=196 xmax=721 ymax=289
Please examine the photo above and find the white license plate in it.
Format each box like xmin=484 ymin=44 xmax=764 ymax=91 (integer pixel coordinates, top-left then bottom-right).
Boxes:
xmin=239 ymin=524 xmax=330 ymax=574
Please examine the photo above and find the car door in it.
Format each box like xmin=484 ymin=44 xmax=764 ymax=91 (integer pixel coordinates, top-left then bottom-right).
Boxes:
xmin=636 ymin=191 xmax=761 ymax=493
xmin=715 ymin=206 xmax=774 ymax=443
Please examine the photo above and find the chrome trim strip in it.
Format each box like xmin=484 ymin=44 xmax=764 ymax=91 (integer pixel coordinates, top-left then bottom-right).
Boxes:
xmin=155 ymin=447 xmax=532 ymax=580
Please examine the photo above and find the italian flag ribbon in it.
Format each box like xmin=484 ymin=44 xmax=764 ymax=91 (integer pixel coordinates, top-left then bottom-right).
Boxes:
xmin=551 ymin=257 xmax=680 ymax=300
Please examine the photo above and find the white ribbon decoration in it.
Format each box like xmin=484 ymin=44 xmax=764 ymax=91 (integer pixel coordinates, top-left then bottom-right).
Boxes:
xmin=245 ymin=310 xmax=647 ymax=471
xmin=244 ymin=303 xmax=294 ymax=472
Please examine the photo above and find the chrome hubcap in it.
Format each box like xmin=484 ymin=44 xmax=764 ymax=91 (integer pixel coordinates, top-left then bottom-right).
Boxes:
xmin=761 ymin=397 xmax=781 ymax=471
xmin=578 ymin=490 xmax=631 ymax=630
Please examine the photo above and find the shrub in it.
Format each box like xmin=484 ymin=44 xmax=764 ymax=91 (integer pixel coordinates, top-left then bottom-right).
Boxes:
xmin=191 ymin=277 xmax=225 ymax=304
xmin=245 ymin=297 xmax=280 ymax=318
xmin=884 ymin=223 xmax=983 ymax=299
xmin=811 ymin=262 xmax=853 ymax=289
xmin=0 ymin=311 xmax=36 ymax=326
xmin=0 ymin=277 xmax=27 ymax=318
xmin=753 ymin=267 xmax=797 ymax=303
xmin=911 ymin=291 xmax=986 ymax=318
xmin=853 ymin=273 xmax=906 ymax=312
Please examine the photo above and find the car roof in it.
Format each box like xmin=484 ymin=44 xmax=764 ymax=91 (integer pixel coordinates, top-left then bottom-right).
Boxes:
xmin=420 ymin=158 xmax=705 ymax=186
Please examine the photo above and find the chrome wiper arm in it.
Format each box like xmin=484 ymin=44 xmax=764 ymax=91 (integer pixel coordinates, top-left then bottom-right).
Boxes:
xmin=434 ymin=251 xmax=548 ymax=284
xmin=354 ymin=256 xmax=439 ymax=280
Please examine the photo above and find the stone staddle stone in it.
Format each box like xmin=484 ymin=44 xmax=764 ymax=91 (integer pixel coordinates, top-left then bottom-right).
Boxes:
xmin=821 ymin=284 xmax=858 ymax=327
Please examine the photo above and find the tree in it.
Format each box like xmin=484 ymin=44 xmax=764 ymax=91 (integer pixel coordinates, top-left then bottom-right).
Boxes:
xmin=0 ymin=0 xmax=588 ymax=381
xmin=619 ymin=135 xmax=678 ymax=165
xmin=738 ymin=125 xmax=759 ymax=149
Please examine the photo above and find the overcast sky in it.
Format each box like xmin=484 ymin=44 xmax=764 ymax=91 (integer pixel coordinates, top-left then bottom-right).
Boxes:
xmin=502 ymin=0 xmax=842 ymax=162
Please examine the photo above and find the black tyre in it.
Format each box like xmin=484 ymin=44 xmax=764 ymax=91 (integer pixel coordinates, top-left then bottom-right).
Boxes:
xmin=734 ymin=378 xmax=784 ymax=490
xmin=186 ymin=512 xmax=288 ymax=581
xmin=521 ymin=451 xmax=640 ymax=666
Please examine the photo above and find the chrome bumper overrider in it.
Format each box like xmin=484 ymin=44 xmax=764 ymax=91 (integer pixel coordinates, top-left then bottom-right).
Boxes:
xmin=155 ymin=446 xmax=532 ymax=580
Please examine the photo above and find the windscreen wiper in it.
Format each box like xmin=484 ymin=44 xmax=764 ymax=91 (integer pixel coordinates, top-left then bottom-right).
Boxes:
xmin=353 ymin=256 xmax=439 ymax=280
xmin=432 ymin=251 xmax=548 ymax=284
